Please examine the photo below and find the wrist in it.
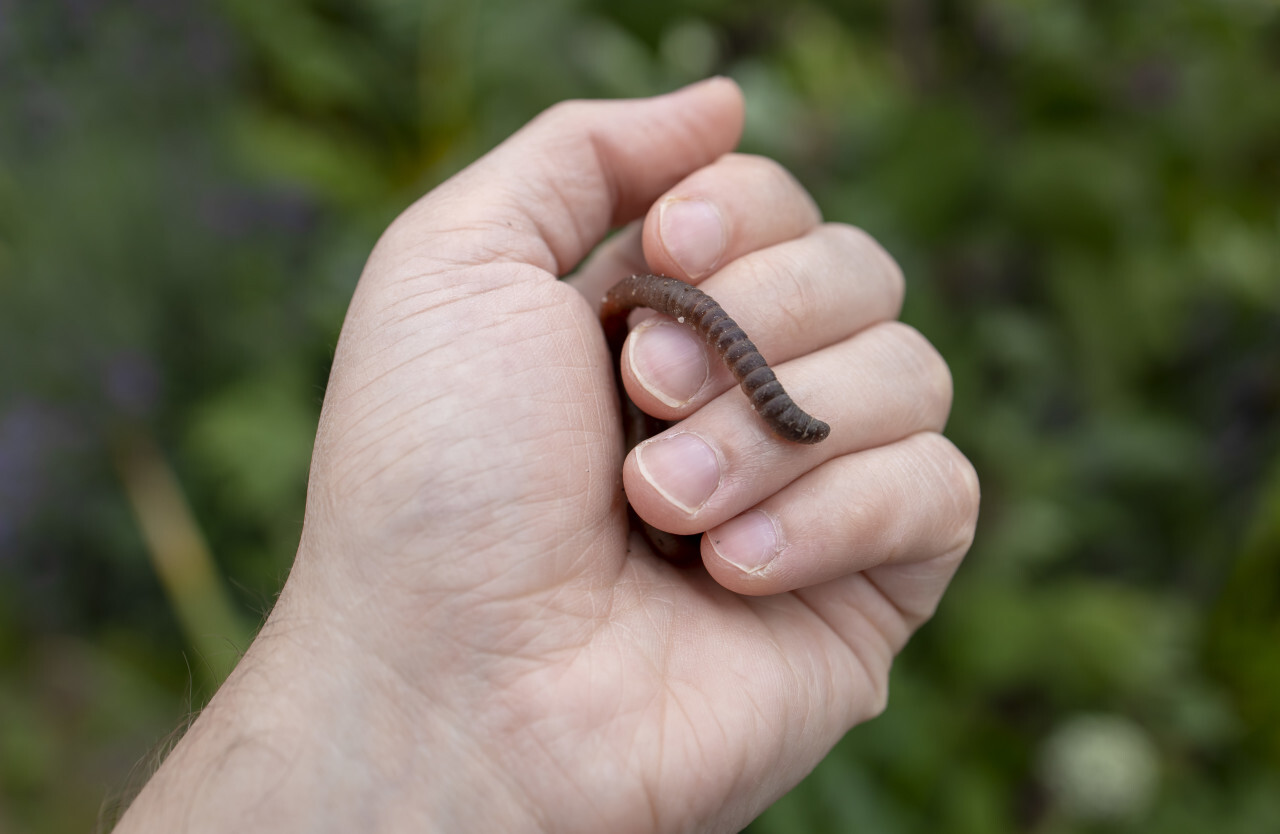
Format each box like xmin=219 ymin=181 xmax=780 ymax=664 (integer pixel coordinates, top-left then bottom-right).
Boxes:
xmin=116 ymin=578 xmax=539 ymax=833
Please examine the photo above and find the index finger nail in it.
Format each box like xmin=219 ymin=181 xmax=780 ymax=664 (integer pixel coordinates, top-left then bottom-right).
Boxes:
xmin=658 ymin=198 xmax=725 ymax=278
xmin=628 ymin=320 xmax=710 ymax=407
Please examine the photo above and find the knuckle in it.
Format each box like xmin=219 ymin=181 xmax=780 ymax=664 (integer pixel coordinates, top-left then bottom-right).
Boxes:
xmin=719 ymin=254 xmax=814 ymax=351
xmin=859 ymin=667 xmax=892 ymax=724
xmin=829 ymin=224 xmax=905 ymax=313
xmin=880 ymin=322 xmax=955 ymax=421
xmin=722 ymin=152 xmax=792 ymax=183
xmin=918 ymin=433 xmax=981 ymax=553
xmin=837 ymin=495 xmax=889 ymax=545
xmin=538 ymin=97 xmax=591 ymax=125
xmin=530 ymin=98 xmax=613 ymax=140
xmin=758 ymin=155 xmax=802 ymax=192
xmin=766 ymin=257 xmax=819 ymax=341
xmin=721 ymin=154 xmax=818 ymax=218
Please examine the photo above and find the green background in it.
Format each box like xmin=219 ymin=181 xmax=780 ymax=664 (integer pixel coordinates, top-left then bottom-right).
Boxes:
xmin=2 ymin=1 xmax=1278 ymax=831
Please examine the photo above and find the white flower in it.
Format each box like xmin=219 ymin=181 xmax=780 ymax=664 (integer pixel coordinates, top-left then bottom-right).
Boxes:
xmin=1038 ymin=713 xmax=1161 ymax=821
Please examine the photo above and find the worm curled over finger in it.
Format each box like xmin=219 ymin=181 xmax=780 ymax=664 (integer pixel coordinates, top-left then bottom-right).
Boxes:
xmin=601 ymin=274 xmax=830 ymax=444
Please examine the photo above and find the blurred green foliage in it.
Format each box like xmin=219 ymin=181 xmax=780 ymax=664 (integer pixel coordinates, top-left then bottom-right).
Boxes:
xmin=1 ymin=1 xmax=1277 ymax=831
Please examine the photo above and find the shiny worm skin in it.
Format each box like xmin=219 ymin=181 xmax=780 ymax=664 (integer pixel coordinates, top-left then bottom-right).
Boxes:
xmin=600 ymin=274 xmax=830 ymax=444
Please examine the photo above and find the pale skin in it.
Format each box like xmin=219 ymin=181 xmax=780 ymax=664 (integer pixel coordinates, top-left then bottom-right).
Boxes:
xmin=116 ymin=78 xmax=979 ymax=833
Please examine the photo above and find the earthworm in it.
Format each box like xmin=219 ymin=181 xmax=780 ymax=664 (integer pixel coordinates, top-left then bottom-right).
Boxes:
xmin=600 ymin=274 xmax=830 ymax=444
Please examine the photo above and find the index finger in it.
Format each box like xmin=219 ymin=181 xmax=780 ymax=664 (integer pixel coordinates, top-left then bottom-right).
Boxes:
xmin=568 ymin=153 xmax=823 ymax=306
xmin=641 ymin=153 xmax=823 ymax=282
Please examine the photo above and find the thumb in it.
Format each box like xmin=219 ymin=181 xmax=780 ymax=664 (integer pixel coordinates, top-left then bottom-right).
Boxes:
xmin=383 ymin=77 xmax=746 ymax=279
xmin=303 ymin=80 xmax=745 ymax=601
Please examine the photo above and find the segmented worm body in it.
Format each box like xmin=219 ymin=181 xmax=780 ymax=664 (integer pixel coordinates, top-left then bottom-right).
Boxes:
xmin=601 ymin=274 xmax=830 ymax=444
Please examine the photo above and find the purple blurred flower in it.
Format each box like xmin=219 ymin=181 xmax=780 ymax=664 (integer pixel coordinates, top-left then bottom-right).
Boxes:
xmin=102 ymin=350 xmax=161 ymax=420
xmin=0 ymin=400 xmax=81 ymax=558
xmin=1125 ymin=60 xmax=1179 ymax=108
xmin=198 ymin=186 xmax=320 ymax=241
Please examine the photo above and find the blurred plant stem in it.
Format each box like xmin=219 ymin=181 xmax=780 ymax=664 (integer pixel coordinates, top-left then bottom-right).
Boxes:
xmin=113 ymin=429 xmax=254 ymax=692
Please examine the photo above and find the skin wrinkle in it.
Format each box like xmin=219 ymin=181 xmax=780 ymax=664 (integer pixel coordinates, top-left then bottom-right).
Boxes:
xmin=329 ymin=397 xmax=450 ymax=508
xmin=339 ymin=630 xmax=540 ymax=830
xmin=384 ymin=235 xmax=493 ymax=277
xmin=519 ymin=731 xmax=607 ymax=832
xmin=325 ymin=394 xmax=416 ymax=466
xmin=866 ymin=549 xmax=968 ymax=630
xmin=790 ymin=586 xmax=891 ymax=723
xmin=383 ymin=211 xmax=554 ymax=287
xmin=489 ymin=649 xmax=652 ymax=832
xmin=832 ymin=486 xmax=890 ymax=568
xmin=562 ymin=131 xmax=621 ymax=264
xmin=893 ymin=440 xmax=952 ymax=547
xmin=373 ymin=225 xmax=521 ymax=286
xmin=513 ymin=175 xmax=589 ymax=277
xmin=630 ymin=647 xmax=675 ymax=828
xmin=891 ymin=433 xmax=967 ymax=544
xmin=881 ymin=451 xmax=934 ymax=559
xmin=197 ymin=737 xmax=289 ymax=829
xmin=617 ymin=675 xmax=672 ymax=803
xmin=514 ymin=105 xmax=631 ymax=275
xmin=494 ymin=512 xmax=594 ymax=599
xmin=332 ymin=289 xmax=598 ymax=533
xmin=884 ymin=332 xmax=950 ymax=432
xmin=657 ymin=680 xmax=709 ymax=793
xmin=358 ymin=460 xmax=520 ymax=577
xmin=456 ymin=228 xmax=546 ymax=275
xmin=924 ymin=437 xmax=981 ymax=554
xmin=763 ymin=253 xmax=813 ymax=339
xmin=378 ymin=265 xmax=522 ymax=328
xmin=327 ymin=336 xmax=450 ymax=416
xmin=331 ymin=365 xmax=440 ymax=448
xmin=549 ymin=570 xmax=618 ymax=636
xmin=323 ymin=321 xmax=489 ymax=441
xmin=579 ymin=583 xmax=748 ymax=829
xmin=204 ymin=660 xmax=335 ymax=828
xmin=853 ymin=565 xmax=924 ymax=651
xmin=412 ymin=449 xmax=540 ymax=541
xmin=583 ymin=128 xmax=624 ymax=225
xmin=701 ymin=680 xmax=775 ymax=828
xmin=462 ymin=598 xmax=580 ymax=665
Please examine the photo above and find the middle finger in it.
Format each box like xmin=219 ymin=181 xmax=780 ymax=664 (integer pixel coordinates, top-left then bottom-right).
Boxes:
xmin=622 ymin=320 xmax=955 ymax=536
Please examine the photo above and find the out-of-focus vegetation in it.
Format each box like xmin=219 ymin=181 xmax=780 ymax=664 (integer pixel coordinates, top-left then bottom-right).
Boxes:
xmin=2 ymin=0 xmax=1277 ymax=831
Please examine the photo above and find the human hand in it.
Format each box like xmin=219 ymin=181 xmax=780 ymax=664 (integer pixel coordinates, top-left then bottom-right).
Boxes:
xmin=119 ymin=78 xmax=978 ymax=834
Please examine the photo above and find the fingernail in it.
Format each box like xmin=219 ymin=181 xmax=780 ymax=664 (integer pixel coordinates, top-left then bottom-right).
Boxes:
xmin=628 ymin=320 xmax=710 ymax=407
xmin=708 ymin=510 xmax=781 ymax=575
xmin=635 ymin=432 xmax=721 ymax=515
xmin=659 ymin=198 xmax=725 ymax=278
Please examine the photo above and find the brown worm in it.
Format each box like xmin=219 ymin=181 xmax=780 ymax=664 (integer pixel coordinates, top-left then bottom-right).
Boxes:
xmin=600 ymin=274 xmax=830 ymax=444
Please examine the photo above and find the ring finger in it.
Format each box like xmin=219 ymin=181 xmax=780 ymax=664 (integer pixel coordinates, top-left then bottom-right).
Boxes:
xmin=701 ymin=431 xmax=980 ymax=599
